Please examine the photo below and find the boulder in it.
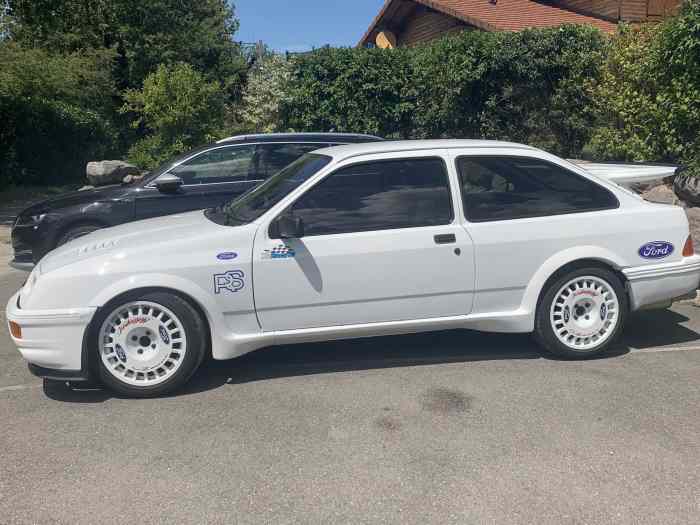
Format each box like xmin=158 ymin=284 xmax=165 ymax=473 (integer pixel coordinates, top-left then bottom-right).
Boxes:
xmin=673 ymin=172 xmax=700 ymax=206
xmin=640 ymin=183 xmax=677 ymax=205
xmin=86 ymin=160 xmax=140 ymax=186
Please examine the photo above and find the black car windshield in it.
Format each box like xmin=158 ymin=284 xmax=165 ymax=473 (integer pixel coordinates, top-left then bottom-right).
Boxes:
xmin=222 ymin=154 xmax=332 ymax=226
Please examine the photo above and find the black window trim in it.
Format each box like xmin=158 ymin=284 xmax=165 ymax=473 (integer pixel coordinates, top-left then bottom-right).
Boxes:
xmin=269 ymin=155 xmax=456 ymax=239
xmin=146 ymin=141 xmax=342 ymax=188
xmin=455 ymin=154 xmax=620 ymax=224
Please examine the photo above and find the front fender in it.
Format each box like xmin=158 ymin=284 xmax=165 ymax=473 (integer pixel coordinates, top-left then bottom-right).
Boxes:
xmin=88 ymin=272 xmax=233 ymax=360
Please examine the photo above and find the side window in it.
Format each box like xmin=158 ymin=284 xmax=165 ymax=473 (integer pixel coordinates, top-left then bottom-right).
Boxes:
xmin=457 ymin=156 xmax=618 ymax=222
xmin=258 ymin=143 xmax=332 ymax=179
xmin=287 ymin=157 xmax=453 ymax=236
xmin=169 ymin=145 xmax=257 ymax=185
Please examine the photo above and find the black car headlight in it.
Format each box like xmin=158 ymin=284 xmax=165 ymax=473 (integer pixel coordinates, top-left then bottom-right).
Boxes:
xmin=15 ymin=213 xmax=47 ymax=226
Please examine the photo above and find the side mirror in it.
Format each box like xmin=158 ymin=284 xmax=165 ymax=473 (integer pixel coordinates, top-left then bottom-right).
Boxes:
xmin=155 ymin=173 xmax=184 ymax=193
xmin=272 ymin=215 xmax=304 ymax=239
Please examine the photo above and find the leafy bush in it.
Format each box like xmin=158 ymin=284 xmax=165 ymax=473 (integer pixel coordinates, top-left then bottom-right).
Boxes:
xmin=122 ymin=62 xmax=226 ymax=168
xmin=280 ymin=25 xmax=606 ymax=156
xmin=233 ymin=53 xmax=294 ymax=134
xmin=588 ymin=1 xmax=700 ymax=172
xmin=281 ymin=46 xmax=416 ymax=138
xmin=0 ymin=43 xmax=118 ymax=188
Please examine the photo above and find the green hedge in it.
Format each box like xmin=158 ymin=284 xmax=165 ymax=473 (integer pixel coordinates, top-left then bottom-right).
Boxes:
xmin=281 ymin=25 xmax=606 ymax=158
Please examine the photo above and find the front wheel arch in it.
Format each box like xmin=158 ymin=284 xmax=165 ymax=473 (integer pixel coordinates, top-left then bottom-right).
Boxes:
xmin=83 ymin=287 xmax=212 ymax=381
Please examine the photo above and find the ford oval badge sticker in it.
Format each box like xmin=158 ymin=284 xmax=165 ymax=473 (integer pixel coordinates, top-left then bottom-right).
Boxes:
xmin=217 ymin=252 xmax=238 ymax=261
xmin=638 ymin=241 xmax=674 ymax=260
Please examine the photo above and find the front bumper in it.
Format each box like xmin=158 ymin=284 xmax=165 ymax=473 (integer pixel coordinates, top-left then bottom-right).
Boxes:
xmin=623 ymin=255 xmax=700 ymax=310
xmin=5 ymin=290 xmax=96 ymax=377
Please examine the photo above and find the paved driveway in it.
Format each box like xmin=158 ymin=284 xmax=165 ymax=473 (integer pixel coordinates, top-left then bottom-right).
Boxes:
xmin=1 ymin=232 xmax=699 ymax=524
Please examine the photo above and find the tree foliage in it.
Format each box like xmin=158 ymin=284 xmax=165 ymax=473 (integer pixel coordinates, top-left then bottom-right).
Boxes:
xmin=6 ymin=0 xmax=247 ymax=92
xmin=122 ymin=63 xmax=227 ymax=168
xmin=0 ymin=43 xmax=117 ymax=187
xmin=233 ymin=53 xmax=294 ymax=134
xmin=588 ymin=1 xmax=700 ymax=171
xmin=281 ymin=25 xmax=606 ymax=157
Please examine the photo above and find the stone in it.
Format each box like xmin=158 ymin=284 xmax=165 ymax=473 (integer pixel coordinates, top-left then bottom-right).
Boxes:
xmin=673 ymin=172 xmax=700 ymax=206
xmin=640 ymin=183 xmax=677 ymax=205
xmin=86 ymin=160 xmax=140 ymax=186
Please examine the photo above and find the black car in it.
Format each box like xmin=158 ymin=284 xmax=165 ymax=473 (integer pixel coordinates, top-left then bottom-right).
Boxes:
xmin=11 ymin=133 xmax=382 ymax=269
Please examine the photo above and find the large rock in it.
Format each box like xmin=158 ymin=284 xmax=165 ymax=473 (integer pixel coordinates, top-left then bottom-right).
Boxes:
xmin=86 ymin=160 xmax=140 ymax=186
xmin=673 ymin=172 xmax=700 ymax=206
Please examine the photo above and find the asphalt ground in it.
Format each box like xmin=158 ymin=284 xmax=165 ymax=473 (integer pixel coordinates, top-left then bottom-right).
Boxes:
xmin=1 ymin=232 xmax=699 ymax=524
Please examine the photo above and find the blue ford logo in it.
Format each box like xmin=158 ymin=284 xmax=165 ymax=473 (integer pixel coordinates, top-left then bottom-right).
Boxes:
xmin=159 ymin=325 xmax=170 ymax=344
xmin=217 ymin=252 xmax=238 ymax=261
xmin=115 ymin=344 xmax=127 ymax=363
xmin=638 ymin=241 xmax=674 ymax=260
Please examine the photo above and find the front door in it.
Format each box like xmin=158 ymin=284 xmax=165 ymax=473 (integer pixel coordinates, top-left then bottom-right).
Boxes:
xmin=253 ymin=155 xmax=475 ymax=331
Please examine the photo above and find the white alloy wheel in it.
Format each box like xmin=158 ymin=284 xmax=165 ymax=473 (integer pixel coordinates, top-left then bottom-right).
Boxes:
xmin=549 ymin=275 xmax=620 ymax=351
xmin=98 ymin=301 xmax=187 ymax=386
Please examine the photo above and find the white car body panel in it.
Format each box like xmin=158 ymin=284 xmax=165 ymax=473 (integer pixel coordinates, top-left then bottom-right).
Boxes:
xmin=6 ymin=140 xmax=700 ymax=375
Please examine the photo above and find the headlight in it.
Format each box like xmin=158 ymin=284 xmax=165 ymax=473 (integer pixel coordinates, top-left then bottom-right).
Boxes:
xmin=16 ymin=213 xmax=47 ymax=226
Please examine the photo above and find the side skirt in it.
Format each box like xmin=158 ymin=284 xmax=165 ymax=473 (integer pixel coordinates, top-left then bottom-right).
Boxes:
xmin=212 ymin=309 xmax=535 ymax=361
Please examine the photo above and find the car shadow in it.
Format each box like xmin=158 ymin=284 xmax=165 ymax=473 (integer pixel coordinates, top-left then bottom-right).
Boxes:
xmin=44 ymin=308 xmax=700 ymax=403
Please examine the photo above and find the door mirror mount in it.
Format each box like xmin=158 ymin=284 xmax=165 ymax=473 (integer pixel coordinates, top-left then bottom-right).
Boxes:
xmin=273 ymin=215 xmax=304 ymax=239
xmin=155 ymin=173 xmax=184 ymax=193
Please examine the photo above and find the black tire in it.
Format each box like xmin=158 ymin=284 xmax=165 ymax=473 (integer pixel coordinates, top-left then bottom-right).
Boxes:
xmin=534 ymin=266 xmax=628 ymax=359
xmin=92 ymin=291 xmax=207 ymax=397
xmin=57 ymin=224 xmax=103 ymax=247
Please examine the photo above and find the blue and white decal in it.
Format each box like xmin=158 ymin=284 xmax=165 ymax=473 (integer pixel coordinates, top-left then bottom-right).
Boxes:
xmin=214 ymin=270 xmax=245 ymax=294
xmin=217 ymin=252 xmax=238 ymax=261
xmin=159 ymin=325 xmax=170 ymax=344
xmin=115 ymin=343 xmax=127 ymax=362
xmin=638 ymin=241 xmax=674 ymax=260
xmin=262 ymin=244 xmax=296 ymax=260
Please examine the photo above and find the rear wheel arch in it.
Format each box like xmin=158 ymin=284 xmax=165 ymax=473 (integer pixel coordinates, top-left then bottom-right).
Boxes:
xmin=536 ymin=258 xmax=629 ymax=311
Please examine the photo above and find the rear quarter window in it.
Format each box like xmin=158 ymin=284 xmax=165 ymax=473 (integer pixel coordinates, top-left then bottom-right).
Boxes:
xmin=457 ymin=156 xmax=619 ymax=222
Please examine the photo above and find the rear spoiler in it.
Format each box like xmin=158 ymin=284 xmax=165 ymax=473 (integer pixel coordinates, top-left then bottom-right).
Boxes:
xmin=570 ymin=161 xmax=679 ymax=187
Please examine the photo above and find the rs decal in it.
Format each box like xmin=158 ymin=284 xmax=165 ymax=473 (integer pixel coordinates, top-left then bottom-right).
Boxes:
xmin=214 ymin=270 xmax=245 ymax=294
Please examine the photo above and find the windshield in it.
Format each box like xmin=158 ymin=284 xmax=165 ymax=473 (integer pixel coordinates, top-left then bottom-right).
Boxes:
xmin=222 ymin=154 xmax=332 ymax=226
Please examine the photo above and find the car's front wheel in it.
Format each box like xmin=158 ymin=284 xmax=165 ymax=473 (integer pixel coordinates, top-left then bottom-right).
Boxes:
xmin=93 ymin=292 xmax=207 ymax=397
xmin=534 ymin=267 xmax=628 ymax=358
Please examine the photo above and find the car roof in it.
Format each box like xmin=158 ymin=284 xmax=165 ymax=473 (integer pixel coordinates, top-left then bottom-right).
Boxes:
xmin=313 ymin=139 xmax=539 ymax=162
xmin=216 ymin=132 xmax=384 ymax=144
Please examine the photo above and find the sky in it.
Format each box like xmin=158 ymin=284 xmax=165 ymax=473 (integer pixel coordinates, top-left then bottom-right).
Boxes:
xmin=233 ymin=0 xmax=386 ymax=52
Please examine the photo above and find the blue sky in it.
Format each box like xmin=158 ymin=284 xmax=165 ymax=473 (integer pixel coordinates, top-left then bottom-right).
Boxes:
xmin=233 ymin=0 xmax=385 ymax=51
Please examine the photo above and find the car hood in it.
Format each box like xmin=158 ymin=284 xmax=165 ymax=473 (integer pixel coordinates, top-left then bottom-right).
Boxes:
xmin=40 ymin=210 xmax=240 ymax=273
xmin=20 ymin=185 xmax=133 ymax=215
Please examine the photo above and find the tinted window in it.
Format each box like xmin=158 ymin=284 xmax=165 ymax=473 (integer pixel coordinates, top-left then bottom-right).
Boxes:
xmin=257 ymin=143 xmax=334 ymax=179
xmin=170 ymin=145 xmax=257 ymax=184
xmin=285 ymin=158 xmax=453 ymax=237
xmin=223 ymin=154 xmax=332 ymax=226
xmin=457 ymin=156 xmax=618 ymax=222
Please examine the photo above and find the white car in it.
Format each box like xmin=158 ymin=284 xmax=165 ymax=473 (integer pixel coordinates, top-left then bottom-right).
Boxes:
xmin=7 ymin=140 xmax=700 ymax=397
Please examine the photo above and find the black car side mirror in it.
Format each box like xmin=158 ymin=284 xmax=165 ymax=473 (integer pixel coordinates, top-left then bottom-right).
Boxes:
xmin=155 ymin=173 xmax=184 ymax=193
xmin=272 ymin=215 xmax=305 ymax=239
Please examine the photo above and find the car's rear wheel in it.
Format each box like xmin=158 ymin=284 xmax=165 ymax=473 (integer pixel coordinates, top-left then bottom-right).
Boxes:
xmin=534 ymin=267 xmax=627 ymax=358
xmin=94 ymin=292 xmax=207 ymax=397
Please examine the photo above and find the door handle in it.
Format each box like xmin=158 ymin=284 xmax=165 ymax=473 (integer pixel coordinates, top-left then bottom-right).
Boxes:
xmin=434 ymin=234 xmax=456 ymax=244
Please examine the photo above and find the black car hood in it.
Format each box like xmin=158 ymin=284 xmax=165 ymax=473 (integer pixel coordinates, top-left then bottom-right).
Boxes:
xmin=20 ymin=185 xmax=135 ymax=215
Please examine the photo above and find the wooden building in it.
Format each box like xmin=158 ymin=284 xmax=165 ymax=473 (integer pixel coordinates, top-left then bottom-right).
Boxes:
xmin=359 ymin=0 xmax=682 ymax=48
